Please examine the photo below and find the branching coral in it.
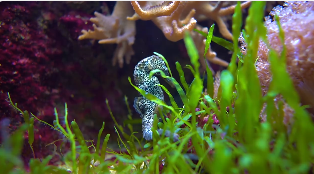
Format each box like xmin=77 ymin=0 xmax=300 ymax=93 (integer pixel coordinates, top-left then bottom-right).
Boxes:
xmin=128 ymin=1 xmax=251 ymax=69
xmin=127 ymin=1 xmax=180 ymax=20
xmin=130 ymin=1 xmax=197 ymax=42
xmin=239 ymin=1 xmax=314 ymax=119
xmin=78 ymin=2 xmax=135 ymax=68
xmin=129 ymin=1 xmax=251 ymax=41
xmin=78 ymin=1 xmax=251 ymax=69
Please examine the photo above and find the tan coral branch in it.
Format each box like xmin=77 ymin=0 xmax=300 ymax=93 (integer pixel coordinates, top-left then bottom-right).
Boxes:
xmin=152 ymin=2 xmax=197 ymax=42
xmin=78 ymin=1 xmax=252 ymax=69
xmin=78 ymin=2 xmax=136 ymax=68
xmin=218 ymin=1 xmax=251 ymax=16
xmin=128 ymin=1 xmax=251 ymax=68
xmin=193 ymin=1 xmax=251 ymax=40
xmin=127 ymin=1 xmax=180 ymax=21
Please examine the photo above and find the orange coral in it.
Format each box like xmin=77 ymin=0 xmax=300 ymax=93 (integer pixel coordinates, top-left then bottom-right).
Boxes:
xmin=129 ymin=1 xmax=251 ymax=69
xmin=127 ymin=1 xmax=180 ymax=20
xmin=78 ymin=1 xmax=251 ymax=69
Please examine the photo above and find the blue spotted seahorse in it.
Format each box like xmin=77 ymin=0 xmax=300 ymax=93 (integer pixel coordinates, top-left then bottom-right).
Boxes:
xmin=133 ymin=54 xmax=179 ymax=141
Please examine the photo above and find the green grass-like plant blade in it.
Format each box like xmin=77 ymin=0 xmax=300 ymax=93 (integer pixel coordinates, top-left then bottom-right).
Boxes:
xmin=235 ymin=1 xmax=265 ymax=143
xmin=175 ymin=61 xmax=189 ymax=92
xmin=153 ymin=52 xmax=173 ymax=77
xmin=202 ymin=24 xmax=215 ymax=99
xmin=158 ymin=84 xmax=179 ymax=109
xmin=204 ymin=24 xmax=215 ymax=58
xmin=184 ymin=64 xmax=196 ymax=76
xmin=96 ymin=122 xmax=105 ymax=155
xmin=219 ymin=70 xmax=235 ymax=135
xmin=193 ymin=29 xmax=234 ymax=51
xmin=128 ymin=77 xmax=179 ymax=117
xmin=184 ymin=31 xmax=211 ymax=173
xmin=100 ymin=134 xmax=110 ymax=159
xmin=229 ymin=1 xmax=242 ymax=76
xmin=149 ymin=69 xmax=190 ymax=113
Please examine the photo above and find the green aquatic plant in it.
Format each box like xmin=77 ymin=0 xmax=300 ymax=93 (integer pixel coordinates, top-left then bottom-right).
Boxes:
xmin=1 ymin=1 xmax=314 ymax=174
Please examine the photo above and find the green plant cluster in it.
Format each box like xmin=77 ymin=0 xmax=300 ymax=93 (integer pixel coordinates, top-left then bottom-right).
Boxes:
xmin=1 ymin=2 xmax=314 ymax=174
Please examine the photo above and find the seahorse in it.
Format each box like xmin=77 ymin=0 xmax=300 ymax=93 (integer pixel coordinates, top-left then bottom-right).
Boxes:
xmin=133 ymin=54 xmax=179 ymax=141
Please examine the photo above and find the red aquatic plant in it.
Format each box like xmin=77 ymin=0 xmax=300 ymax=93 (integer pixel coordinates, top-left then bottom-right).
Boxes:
xmin=59 ymin=11 xmax=94 ymax=41
xmin=0 ymin=2 xmax=66 ymax=165
xmin=1 ymin=2 xmax=131 ymax=167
